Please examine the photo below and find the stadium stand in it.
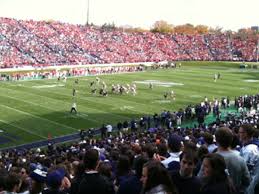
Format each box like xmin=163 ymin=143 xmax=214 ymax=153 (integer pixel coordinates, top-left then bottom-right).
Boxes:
xmin=0 ymin=17 xmax=258 ymax=68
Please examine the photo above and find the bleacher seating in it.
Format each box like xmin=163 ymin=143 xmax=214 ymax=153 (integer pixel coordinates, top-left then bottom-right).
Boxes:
xmin=0 ymin=17 xmax=258 ymax=68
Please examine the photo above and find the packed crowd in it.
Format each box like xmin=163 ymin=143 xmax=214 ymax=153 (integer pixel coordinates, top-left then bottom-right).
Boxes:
xmin=0 ymin=94 xmax=259 ymax=194
xmin=0 ymin=17 xmax=258 ymax=68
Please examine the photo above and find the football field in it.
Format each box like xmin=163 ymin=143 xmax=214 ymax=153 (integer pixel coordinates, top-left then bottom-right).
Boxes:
xmin=0 ymin=61 xmax=259 ymax=148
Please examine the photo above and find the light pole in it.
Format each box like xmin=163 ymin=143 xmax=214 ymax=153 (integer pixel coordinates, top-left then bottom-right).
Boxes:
xmin=86 ymin=0 xmax=90 ymax=25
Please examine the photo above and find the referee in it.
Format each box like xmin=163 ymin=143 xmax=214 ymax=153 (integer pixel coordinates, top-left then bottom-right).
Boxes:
xmin=70 ymin=102 xmax=77 ymax=114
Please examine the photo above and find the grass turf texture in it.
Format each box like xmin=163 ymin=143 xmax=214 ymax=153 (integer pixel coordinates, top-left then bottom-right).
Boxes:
xmin=0 ymin=61 xmax=259 ymax=148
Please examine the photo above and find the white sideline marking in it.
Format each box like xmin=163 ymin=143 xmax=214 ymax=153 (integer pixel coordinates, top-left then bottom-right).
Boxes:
xmin=152 ymin=100 xmax=171 ymax=104
xmin=111 ymin=106 xmax=134 ymax=111
xmin=120 ymin=106 xmax=134 ymax=110
xmin=32 ymin=84 xmax=65 ymax=89
xmin=243 ymin=80 xmax=259 ymax=83
xmin=133 ymin=80 xmax=184 ymax=87
xmin=190 ymin=95 xmax=202 ymax=98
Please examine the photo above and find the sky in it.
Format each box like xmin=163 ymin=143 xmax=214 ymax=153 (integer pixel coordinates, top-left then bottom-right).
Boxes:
xmin=0 ymin=0 xmax=258 ymax=31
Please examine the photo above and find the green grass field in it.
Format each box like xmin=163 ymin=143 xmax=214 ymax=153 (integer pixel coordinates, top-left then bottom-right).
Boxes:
xmin=0 ymin=61 xmax=259 ymax=148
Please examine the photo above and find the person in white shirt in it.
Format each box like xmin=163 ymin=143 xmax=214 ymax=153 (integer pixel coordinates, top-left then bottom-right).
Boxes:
xmin=214 ymin=73 xmax=217 ymax=82
xmin=203 ymin=132 xmax=217 ymax=153
xmin=70 ymin=102 xmax=77 ymax=114
xmin=106 ymin=124 xmax=113 ymax=137
xmin=239 ymin=124 xmax=259 ymax=178
xmin=170 ymin=90 xmax=175 ymax=100
xmin=204 ymin=96 xmax=208 ymax=103
xmin=161 ymin=134 xmax=182 ymax=171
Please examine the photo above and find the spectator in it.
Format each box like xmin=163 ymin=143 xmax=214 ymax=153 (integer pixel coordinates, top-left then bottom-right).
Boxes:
xmin=43 ymin=168 xmax=69 ymax=194
xmin=98 ymin=161 xmax=113 ymax=181
xmin=215 ymin=127 xmax=250 ymax=193
xmin=29 ymin=168 xmax=48 ymax=194
xmin=78 ymin=148 xmax=115 ymax=194
xmin=171 ymin=151 xmax=201 ymax=194
xmin=239 ymin=124 xmax=259 ymax=177
xmin=69 ymin=162 xmax=85 ymax=194
xmin=201 ymin=153 xmax=236 ymax=194
xmin=141 ymin=161 xmax=177 ymax=194
xmin=2 ymin=173 xmax=21 ymax=194
xmin=161 ymin=134 xmax=182 ymax=171
xmin=106 ymin=124 xmax=113 ymax=137
xmin=117 ymin=156 xmax=148 ymax=194
xmin=203 ymin=132 xmax=217 ymax=153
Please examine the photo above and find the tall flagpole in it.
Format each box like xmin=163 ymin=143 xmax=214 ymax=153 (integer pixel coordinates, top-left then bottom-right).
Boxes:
xmin=86 ymin=0 xmax=90 ymax=25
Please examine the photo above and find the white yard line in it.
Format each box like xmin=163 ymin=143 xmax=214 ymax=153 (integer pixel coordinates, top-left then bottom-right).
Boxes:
xmin=4 ymin=83 xmax=142 ymax=117
xmin=0 ymin=92 xmax=101 ymax=124
xmin=0 ymin=104 xmax=78 ymax=131
xmin=0 ymin=119 xmax=47 ymax=139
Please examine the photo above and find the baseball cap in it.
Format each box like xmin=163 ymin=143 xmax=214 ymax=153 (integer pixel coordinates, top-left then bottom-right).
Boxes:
xmin=30 ymin=168 xmax=47 ymax=183
xmin=46 ymin=169 xmax=65 ymax=187
xmin=168 ymin=134 xmax=183 ymax=151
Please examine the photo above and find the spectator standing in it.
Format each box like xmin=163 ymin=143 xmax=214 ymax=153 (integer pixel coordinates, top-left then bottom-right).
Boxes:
xmin=215 ymin=127 xmax=250 ymax=194
xmin=201 ymin=153 xmax=236 ymax=194
xmin=239 ymin=124 xmax=259 ymax=177
xmin=78 ymin=149 xmax=115 ymax=194
xmin=171 ymin=151 xmax=201 ymax=194
xmin=141 ymin=161 xmax=177 ymax=194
